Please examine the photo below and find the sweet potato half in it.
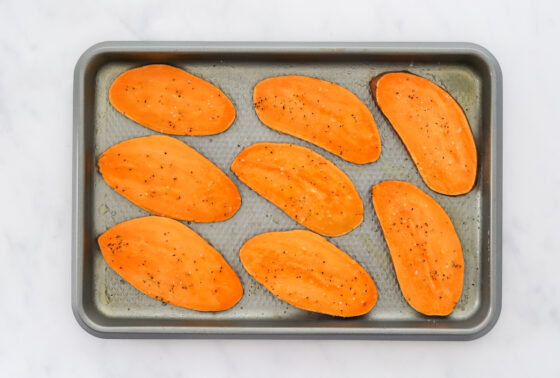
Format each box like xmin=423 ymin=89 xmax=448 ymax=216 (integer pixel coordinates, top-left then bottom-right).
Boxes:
xmin=98 ymin=135 xmax=241 ymax=222
xmin=240 ymin=230 xmax=377 ymax=317
xmin=231 ymin=143 xmax=363 ymax=236
xmin=98 ymin=216 xmax=243 ymax=311
xmin=372 ymin=180 xmax=464 ymax=316
xmin=110 ymin=64 xmax=236 ymax=135
xmin=371 ymin=72 xmax=477 ymax=195
xmin=254 ymin=75 xmax=381 ymax=164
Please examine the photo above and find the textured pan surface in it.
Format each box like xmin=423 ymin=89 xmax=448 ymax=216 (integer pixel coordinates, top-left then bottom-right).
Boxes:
xmin=72 ymin=42 xmax=502 ymax=339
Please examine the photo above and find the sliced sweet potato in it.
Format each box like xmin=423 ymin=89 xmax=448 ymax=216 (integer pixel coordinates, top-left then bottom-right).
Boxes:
xmin=371 ymin=72 xmax=477 ymax=195
xmin=240 ymin=230 xmax=377 ymax=317
xmin=98 ymin=135 xmax=241 ymax=222
xmin=230 ymin=143 xmax=363 ymax=236
xmin=98 ymin=216 xmax=243 ymax=311
xmin=254 ymin=75 xmax=381 ymax=164
xmin=109 ymin=64 xmax=235 ymax=135
xmin=372 ymin=180 xmax=464 ymax=316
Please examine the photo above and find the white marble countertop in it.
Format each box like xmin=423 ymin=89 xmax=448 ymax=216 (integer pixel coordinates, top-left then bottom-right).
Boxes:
xmin=1 ymin=0 xmax=559 ymax=376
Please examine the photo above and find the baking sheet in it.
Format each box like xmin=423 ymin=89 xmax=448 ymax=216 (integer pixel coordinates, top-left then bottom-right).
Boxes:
xmin=72 ymin=42 xmax=502 ymax=339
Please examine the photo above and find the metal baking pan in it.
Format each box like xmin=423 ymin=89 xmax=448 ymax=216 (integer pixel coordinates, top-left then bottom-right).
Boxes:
xmin=72 ymin=42 xmax=502 ymax=339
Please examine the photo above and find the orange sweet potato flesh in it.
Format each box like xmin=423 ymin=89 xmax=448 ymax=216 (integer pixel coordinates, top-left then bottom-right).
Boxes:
xmin=98 ymin=135 xmax=241 ymax=222
xmin=372 ymin=181 xmax=464 ymax=316
xmin=371 ymin=72 xmax=477 ymax=195
xmin=109 ymin=64 xmax=235 ymax=135
xmin=231 ymin=143 xmax=363 ymax=236
xmin=254 ymin=75 xmax=381 ymax=164
xmin=240 ymin=230 xmax=377 ymax=317
xmin=98 ymin=216 xmax=243 ymax=311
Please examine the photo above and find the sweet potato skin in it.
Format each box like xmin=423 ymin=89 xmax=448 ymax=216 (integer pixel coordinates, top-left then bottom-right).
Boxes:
xmin=98 ymin=135 xmax=241 ymax=222
xmin=371 ymin=72 xmax=477 ymax=195
xmin=98 ymin=216 xmax=243 ymax=311
xmin=240 ymin=230 xmax=377 ymax=317
xmin=254 ymin=75 xmax=381 ymax=164
xmin=372 ymin=181 xmax=464 ymax=316
xmin=109 ymin=64 xmax=236 ymax=135
xmin=230 ymin=143 xmax=363 ymax=236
